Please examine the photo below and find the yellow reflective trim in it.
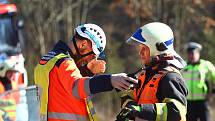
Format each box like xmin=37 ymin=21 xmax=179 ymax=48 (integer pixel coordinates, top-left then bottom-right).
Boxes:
xmin=0 ymin=97 xmax=16 ymax=120
xmin=7 ymin=112 xmax=16 ymax=117
xmin=155 ymin=103 xmax=167 ymax=121
xmin=85 ymin=97 xmax=97 ymax=121
xmin=156 ymin=104 xmax=161 ymax=121
xmin=0 ymin=99 xmax=15 ymax=105
xmin=0 ymin=107 xmax=16 ymax=118
xmin=163 ymin=98 xmax=186 ymax=121
xmin=1 ymin=105 xmax=16 ymax=110
xmin=163 ymin=104 xmax=167 ymax=121
xmin=87 ymin=98 xmax=94 ymax=110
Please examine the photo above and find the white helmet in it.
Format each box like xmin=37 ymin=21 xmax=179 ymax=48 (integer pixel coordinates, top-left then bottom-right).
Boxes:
xmin=0 ymin=54 xmax=25 ymax=77
xmin=0 ymin=59 xmax=18 ymax=77
xmin=186 ymin=42 xmax=202 ymax=51
xmin=127 ymin=22 xmax=186 ymax=69
xmin=75 ymin=23 xmax=106 ymax=56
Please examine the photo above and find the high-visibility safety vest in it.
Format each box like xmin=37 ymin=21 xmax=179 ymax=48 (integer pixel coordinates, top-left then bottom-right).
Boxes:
xmin=0 ymin=81 xmax=17 ymax=121
xmin=134 ymin=69 xmax=186 ymax=121
xmin=0 ymin=95 xmax=16 ymax=121
xmin=182 ymin=59 xmax=215 ymax=101
xmin=34 ymin=52 xmax=97 ymax=121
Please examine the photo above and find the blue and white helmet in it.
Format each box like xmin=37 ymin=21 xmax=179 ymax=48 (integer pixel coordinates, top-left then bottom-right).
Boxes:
xmin=127 ymin=22 xmax=186 ymax=69
xmin=75 ymin=23 xmax=106 ymax=56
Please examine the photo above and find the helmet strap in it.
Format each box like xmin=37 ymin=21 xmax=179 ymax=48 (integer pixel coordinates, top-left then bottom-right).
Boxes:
xmin=72 ymin=36 xmax=94 ymax=62
xmin=150 ymin=54 xmax=174 ymax=65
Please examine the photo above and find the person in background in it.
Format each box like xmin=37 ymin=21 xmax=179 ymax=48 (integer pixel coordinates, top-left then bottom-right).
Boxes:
xmin=0 ymin=0 xmax=28 ymax=120
xmin=0 ymin=59 xmax=20 ymax=121
xmin=182 ymin=42 xmax=215 ymax=121
xmin=34 ymin=23 xmax=138 ymax=121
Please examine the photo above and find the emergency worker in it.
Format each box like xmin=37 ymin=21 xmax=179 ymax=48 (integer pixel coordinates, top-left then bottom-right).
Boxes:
xmin=34 ymin=23 xmax=138 ymax=121
xmin=182 ymin=42 xmax=215 ymax=121
xmin=0 ymin=59 xmax=20 ymax=121
xmin=117 ymin=22 xmax=188 ymax=121
xmin=0 ymin=0 xmax=29 ymax=120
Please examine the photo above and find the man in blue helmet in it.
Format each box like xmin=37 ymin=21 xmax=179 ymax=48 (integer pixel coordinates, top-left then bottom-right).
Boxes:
xmin=34 ymin=23 xmax=138 ymax=121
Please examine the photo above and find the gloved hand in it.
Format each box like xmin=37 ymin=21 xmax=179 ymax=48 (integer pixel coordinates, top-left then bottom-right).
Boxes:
xmin=116 ymin=100 xmax=141 ymax=121
xmin=116 ymin=107 xmax=132 ymax=121
xmin=87 ymin=58 xmax=106 ymax=74
xmin=111 ymin=73 xmax=138 ymax=91
xmin=121 ymin=95 xmax=134 ymax=108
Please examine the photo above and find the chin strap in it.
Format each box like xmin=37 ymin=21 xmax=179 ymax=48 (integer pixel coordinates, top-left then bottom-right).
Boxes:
xmin=72 ymin=37 xmax=94 ymax=62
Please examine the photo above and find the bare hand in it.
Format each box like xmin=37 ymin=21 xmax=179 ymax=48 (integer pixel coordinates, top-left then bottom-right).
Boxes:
xmin=87 ymin=59 xmax=106 ymax=74
xmin=111 ymin=73 xmax=138 ymax=91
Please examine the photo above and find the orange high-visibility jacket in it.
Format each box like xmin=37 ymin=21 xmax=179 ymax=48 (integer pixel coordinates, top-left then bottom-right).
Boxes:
xmin=34 ymin=41 xmax=113 ymax=121
xmin=133 ymin=66 xmax=187 ymax=121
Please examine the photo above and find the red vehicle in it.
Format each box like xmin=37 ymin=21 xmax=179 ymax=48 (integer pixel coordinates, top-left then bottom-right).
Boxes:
xmin=0 ymin=0 xmax=28 ymax=121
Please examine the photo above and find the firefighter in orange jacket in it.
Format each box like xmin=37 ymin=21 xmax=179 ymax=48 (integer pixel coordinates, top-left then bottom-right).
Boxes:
xmin=0 ymin=58 xmax=21 ymax=121
xmin=34 ymin=23 xmax=138 ymax=121
xmin=117 ymin=22 xmax=188 ymax=121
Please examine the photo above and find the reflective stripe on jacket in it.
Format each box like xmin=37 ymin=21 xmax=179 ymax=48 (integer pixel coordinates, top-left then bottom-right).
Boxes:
xmin=0 ymin=81 xmax=17 ymax=121
xmin=182 ymin=59 xmax=215 ymax=100
xmin=0 ymin=97 xmax=16 ymax=121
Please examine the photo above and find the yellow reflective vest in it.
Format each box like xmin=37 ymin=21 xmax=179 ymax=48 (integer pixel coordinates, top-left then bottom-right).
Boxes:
xmin=34 ymin=52 xmax=97 ymax=121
